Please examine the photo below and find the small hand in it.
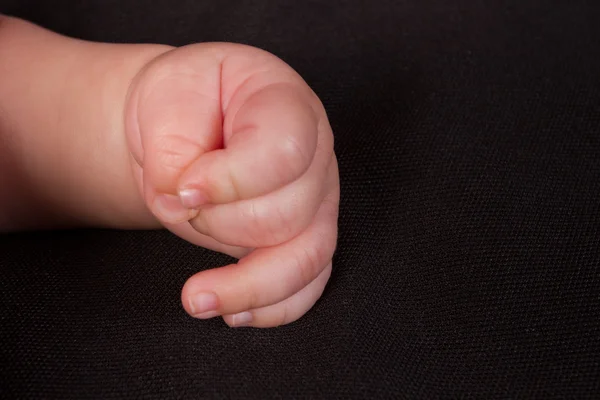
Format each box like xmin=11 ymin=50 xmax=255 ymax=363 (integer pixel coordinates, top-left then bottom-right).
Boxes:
xmin=125 ymin=43 xmax=339 ymax=328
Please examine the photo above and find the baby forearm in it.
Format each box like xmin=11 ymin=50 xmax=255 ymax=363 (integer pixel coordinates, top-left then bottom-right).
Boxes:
xmin=0 ymin=15 xmax=83 ymax=229
xmin=0 ymin=15 xmax=167 ymax=230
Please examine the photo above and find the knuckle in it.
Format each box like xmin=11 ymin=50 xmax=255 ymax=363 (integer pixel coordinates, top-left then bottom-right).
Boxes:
xmin=273 ymin=204 xmax=296 ymax=241
xmin=244 ymin=281 xmax=262 ymax=311
xmin=276 ymin=135 xmax=310 ymax=182
xmin=263 ymin=208 xmax=285 ymax=244
xmin=242 ymin=201 xmax=292 ymax=246
xmin=240 ymin=201 xmax=267 ymax=246
xmin=295 ymin=244 xmax=323 ymax=289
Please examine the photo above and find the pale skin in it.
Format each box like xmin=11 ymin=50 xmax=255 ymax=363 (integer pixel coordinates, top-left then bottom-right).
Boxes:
xmin=0 ymin=15 xmax=339 ymax=328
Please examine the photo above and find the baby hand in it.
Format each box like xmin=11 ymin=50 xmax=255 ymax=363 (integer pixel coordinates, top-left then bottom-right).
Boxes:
xmin=125 ymin=43 xmax=339 ymax=328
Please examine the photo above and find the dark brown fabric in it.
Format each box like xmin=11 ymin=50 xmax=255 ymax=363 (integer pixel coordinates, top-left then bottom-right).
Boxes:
xmin=1 ymin=1 xmax=600 ymax=398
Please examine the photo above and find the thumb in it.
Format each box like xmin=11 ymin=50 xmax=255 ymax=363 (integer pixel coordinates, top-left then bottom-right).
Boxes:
xmin=125 ymin=45 xmax=223 ymax=223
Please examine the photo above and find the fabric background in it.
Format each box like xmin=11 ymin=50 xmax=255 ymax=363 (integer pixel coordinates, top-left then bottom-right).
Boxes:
xmin=1 ymin=1 xmax=600 ymax=398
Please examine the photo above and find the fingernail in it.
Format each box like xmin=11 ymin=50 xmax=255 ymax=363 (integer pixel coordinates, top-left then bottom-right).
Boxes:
xmin=153 ymin=193 xmax=193 ymax=223
xmin=189 ymin=292 xmax=219 ymax=316
xmin=179 ymin=188 xmax=209 ymax=209
xmin=231 ymin=311 xmax=253 ymax=327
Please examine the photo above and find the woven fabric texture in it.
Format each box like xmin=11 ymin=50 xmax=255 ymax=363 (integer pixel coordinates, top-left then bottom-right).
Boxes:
xmin=1 ymin=1 xmax=600 ymax=398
